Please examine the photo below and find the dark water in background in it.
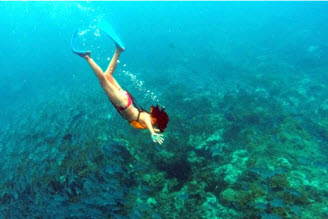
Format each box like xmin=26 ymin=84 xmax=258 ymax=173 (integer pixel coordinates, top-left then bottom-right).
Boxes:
xmin=1 ymin=2 xmax=328 ymax=218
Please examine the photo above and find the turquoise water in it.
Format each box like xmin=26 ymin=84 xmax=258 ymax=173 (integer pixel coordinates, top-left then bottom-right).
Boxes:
xmin=1 ymin=2 xmax=328 ymax=218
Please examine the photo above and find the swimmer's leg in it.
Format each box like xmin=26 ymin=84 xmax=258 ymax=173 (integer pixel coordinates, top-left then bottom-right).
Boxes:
xmin=105 ymin=47 xmax=122 ymax=76
xmin=84 ymin=55 xmax=127 ymax=106
xmin=104 ymin=46 xmax=124 ymax=90
xmin=83 ymin=55 xmax=105 ymax=81
xmin=84 ymin=54 xmax=123 ymax=91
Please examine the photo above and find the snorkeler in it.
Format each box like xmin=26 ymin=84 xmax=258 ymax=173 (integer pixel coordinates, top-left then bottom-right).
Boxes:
xmin=73 ymin=43 xmax=169 ymax=145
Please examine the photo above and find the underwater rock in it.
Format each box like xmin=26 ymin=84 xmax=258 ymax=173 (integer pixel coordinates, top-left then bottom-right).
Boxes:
xmin=248 ymin=167 xmax=282 ymax=179
xmin=317 ymin=122 xmax=328 ymax=141
xmin=219 ymin=187 xmax=253 ymax=210
xmin=270 ymin=174 xmax=289 ymax=191
xmin=297 ymin=157 xmax=310 ymax=165
xmin=261 ymin=213 xmax=283 ymax=219
xmin=268 ymin=197 xmax=284 ymax=208
xmin=186 ymin=180 xmax=207 ymax=201
xmin=97 ymin=134 xmax=108 ymax=142
xmin=288 ymin=171 xmax=310 ymax=187
xmin=62 ymin=134 xmax=72 ymax=141
xmin=162 ymin=178 xmax=179 ymax=193
xmin=202 ymin=167 xmax=229 ymax=196
xmin=168 ymin=160 xmax=192 ymax=183
xmin=175 ymin=193 xmax=189 ymax=201
xmin=187 ymin=151 xmax=205 ymax=165
xmin=59 ymin=176 xmax=66 ymax=185
xmin=154 ymin=149 xmax=175 ymax=162
xmin=215 ymin=149 xmax=249 ymax=185
xmin=146 ymin=197 xmax=157 ymax=207
xmin=201 ymin=192 xmax=239 ymax=218
xmin=156 ymin=155 xmax=192 ymax=184
xmin=219 ymin=188 xmax=236 ymax=206
xmin=189 ymin=129 xmax=224 ymax=150
xmin=276 ymin=157 xmax=292 ymax=170
xmin=143 ymin=172 xmax=166 ymax=192
xmin=231 ymin=150 xmax=248 ymax=163
xmin=249 ymin=183 xmax=266 ymax=199
xmin=170 ymin=180 xmax=208 ymax=211
xmin=290 ymin=206 xmax=301 ymax=216
xmin=254 ymin=201 xmax=267 ymax=211
xmin=302 ymin=202 xmax=328 ymax=218
xmin=44 ymin=136 xmax=57 ymax=145
xmin=222 ymin=124 xmax=242 ymax=143
xmin=280 ymin=187 xmax=311 ymax=206
xmin=223 ymin=164 xmax=242 ymax=185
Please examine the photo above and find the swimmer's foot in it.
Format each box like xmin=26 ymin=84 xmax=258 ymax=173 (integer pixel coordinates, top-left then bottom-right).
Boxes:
xmin=115 ymin=43 xmax=125 ymax=52
xmin=73 ymin=51 xmax=91 ymax=58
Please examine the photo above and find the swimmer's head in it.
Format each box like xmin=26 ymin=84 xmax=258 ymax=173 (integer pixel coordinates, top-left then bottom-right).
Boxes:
xmin=150 ymin=105 xmax=169 ymax=133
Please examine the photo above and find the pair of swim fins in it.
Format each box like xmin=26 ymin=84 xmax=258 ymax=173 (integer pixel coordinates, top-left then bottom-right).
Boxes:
xmin=71 ymin=20 xmax=125 ymax=57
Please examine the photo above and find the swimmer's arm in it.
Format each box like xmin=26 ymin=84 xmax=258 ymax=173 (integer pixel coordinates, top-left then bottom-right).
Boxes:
xmin=144 ymin=116 xmax=156 ymax=135
xmin=154 ymin=128 xmax=160 ymax=133
xmin=145 ymin=117 xmax=164 ymax=144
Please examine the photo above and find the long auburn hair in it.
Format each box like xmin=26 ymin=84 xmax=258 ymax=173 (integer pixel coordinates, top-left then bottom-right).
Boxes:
xmin=150 ymin=105 xmax=169 ymax=133
xmin=126 ymin=91 xmax=169 ymax=132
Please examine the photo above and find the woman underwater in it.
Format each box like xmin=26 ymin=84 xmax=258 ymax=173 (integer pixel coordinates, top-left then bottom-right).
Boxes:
xmin=73 ymin=42 xmax=169 ymax=145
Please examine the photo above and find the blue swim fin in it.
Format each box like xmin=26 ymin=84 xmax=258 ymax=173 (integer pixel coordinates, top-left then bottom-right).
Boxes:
xmin=70 ymin=30 xmax=90 ymax=57
xmin=98 ymin=20 xmax=125 ymax=50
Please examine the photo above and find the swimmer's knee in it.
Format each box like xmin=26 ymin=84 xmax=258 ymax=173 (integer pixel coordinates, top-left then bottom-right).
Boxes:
xmin=97 ymin=74 xmax=106 ymax=83
xmin=99 ymin=78 xmax=109 ymax=88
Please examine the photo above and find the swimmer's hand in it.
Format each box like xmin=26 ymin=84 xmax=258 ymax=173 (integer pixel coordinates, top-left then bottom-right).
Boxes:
xmin=152 ymin=133 xmax=164 ymax=145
